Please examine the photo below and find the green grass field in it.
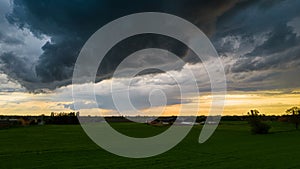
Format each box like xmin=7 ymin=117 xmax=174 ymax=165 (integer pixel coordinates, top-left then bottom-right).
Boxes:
xmin=1 ymin=121 xmax=300 ymax=169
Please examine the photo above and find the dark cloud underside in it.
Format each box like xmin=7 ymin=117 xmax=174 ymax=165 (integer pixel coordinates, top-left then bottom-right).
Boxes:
xmin=212 ymin=0 xmax=300 ymax=90
xmin=0 ymin=0 xmax=239 ymax=91
xmin=0 ymin=0 xmax=299 ymax=92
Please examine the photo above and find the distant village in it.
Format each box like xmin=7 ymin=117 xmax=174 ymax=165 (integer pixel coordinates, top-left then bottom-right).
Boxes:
xmin=0 ymin=112 xmax=79 ymax=128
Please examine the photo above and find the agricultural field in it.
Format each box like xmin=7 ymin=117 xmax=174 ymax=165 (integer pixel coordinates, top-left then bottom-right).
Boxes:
xmin=0 ymin=121 xmax=300 ymax=169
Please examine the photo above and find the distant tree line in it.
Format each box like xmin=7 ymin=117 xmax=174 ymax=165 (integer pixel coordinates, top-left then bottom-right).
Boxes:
xmin=1 ymin=106 xmax=300 ymax=130
xmin=45 ymin=112 xmax=79 ymax=124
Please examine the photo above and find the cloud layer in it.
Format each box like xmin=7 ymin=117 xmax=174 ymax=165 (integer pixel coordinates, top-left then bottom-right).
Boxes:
xmin=0 ymin=0 xmax=239 ymax=91
xmin=0 ymin=0 xmax=299 ymax=94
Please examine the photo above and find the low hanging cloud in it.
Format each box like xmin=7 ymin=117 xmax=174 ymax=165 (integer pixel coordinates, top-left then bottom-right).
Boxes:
xmin=53 ymin=62 xmax=211 ymax=115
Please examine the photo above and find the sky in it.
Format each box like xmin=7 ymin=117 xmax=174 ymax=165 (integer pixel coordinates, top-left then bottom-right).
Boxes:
xmin=0 ymin=0 xmax=300 ymax=116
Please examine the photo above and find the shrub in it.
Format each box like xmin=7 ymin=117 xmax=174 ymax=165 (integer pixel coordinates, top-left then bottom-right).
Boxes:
xmin=250 ymin=121 xmax=271 ymax=134
xmin=247 ymin=110 xmax=271 ymax=134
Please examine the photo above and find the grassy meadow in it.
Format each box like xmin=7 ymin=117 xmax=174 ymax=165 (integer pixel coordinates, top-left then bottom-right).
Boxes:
xmin=0 ymin=121 xmax=300 ymax=169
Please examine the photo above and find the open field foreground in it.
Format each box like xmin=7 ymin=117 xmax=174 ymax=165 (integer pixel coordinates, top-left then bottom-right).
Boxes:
xmin=1 ymin=121 xmax=300 ymax=169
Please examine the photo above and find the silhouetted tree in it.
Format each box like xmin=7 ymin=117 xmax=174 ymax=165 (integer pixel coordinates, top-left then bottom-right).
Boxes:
xmin=286 ymin=107 xmax=300 ymax=130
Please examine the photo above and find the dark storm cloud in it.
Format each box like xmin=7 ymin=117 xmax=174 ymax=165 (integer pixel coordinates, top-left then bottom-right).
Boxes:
xmin=231 ymin=22 xmax=300 ymax=73
xmin=0 ymin=32 xmax=23 ymax=45
xmin=0 ymin=52 xmax=66 ymax=91
xmin=214 ymin=0 xmax=299 ymax=38
xmin=213 ymin=0 xmax=300 ymax=57
xmin=211 ymin=0 xmax=300 ymax=90
xmin=2 ymin=0 xmax=240 ymax=91
xmin=246 ymin=24 xmax=299 ymax=57
xmin=0 ymin=52 xmax=36 ymax=83
xmin=5 ymin=0 xmax=299 ymax=92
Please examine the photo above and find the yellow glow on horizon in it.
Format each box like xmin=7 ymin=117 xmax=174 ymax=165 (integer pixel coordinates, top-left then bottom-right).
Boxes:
xmin=0 ymin=92 xmax=72 ymax=115
xmin=1 ymin=90 xmax=300 ymax=116
xmin=141 ymin=92 xmax=300 ymax=116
